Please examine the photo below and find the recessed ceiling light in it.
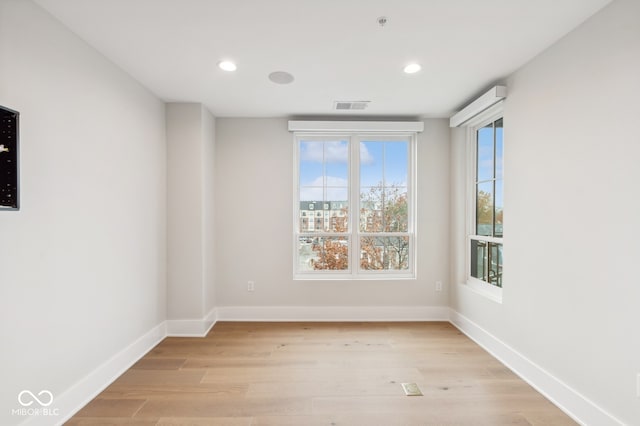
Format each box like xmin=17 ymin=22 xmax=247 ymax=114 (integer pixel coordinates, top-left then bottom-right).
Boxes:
xmin=218 ymin=60 xmax=237 ymax=72
xmin=403 ymin=63 xmax=421 ymax=74
xmin=268 ymin=71 xmax=295 ymax=85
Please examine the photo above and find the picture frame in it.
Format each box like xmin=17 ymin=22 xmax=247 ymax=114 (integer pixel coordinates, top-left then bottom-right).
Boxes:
xmin=0 ymin=104 xmax=20 ymax=210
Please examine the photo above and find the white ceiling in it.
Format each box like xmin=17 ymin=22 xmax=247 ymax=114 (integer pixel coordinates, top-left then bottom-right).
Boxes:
xmin=34 ymin=0 xmax=612 ymax=118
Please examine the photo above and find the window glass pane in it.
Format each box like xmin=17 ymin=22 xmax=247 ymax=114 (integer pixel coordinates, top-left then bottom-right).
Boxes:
xmin=299 ymin=187 xmax=322 ymax=203
xmin=495 ymin=179 xmax=503 ymax=237
xmin=359 ymin=142 xmax=383 ymax=187
xmin=383 ymin=187 xmax=408 ymax=232
xmin=326 ymin=162 xmax=348 ymax=182
xmin=299 ymin=141 xmax=324 ymax=198
xmin=297 ymin=236 xmax=349 ymax=271
xmin=477 ymin=125 xmax=494 ymax=182
xmin=325 ymin=186 xmax=348 ymax=209
xmin=360 ymin=141 xmax=409 ymax=233
xmin=476 ymin=181 xmax=494 ymax=236
xmin=470 ymin=239 xmax=486 ymax=282
xmin=299 ymin=139 xmax=349 ymax=183
xmin=299 ymin=162 xmax=322 ymax=189
xmin=384 ymin=142 xmax=408 ymax=185
xmin=489 ymin=242 xmax=503 ymax=287
xmin=299 ymin=140 xmax=348 ymax=164
xmin=299 ymin=139 xmax=349 ymax=231
xmin=361 ymin=187 xmax=408 ymax=232
xmin=297 ymin=236 xmax=315 ymax=271
xmin=360 ymin=188 xmax=383 ymax=232
xmin=360 ymin=236 xmax=410 ymax=270
xmin=495 ymin=118 xmax=503 ymax=179
xmin=470 ymin=240 xmax=502 ymax=287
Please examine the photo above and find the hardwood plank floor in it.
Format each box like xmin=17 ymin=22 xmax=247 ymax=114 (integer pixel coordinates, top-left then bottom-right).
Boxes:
xmin=66 ymin=322 xmax=577 ymax=425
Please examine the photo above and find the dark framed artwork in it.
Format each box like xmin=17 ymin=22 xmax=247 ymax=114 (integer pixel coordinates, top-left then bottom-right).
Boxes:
xmin=1 ymin=105 xmax=19 ymax=210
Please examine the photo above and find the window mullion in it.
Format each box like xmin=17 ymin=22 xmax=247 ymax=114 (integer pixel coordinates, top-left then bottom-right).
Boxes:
xmin=492 ymin=121 xmax=497 ymax=237
xmin=350 ymin=135 xmax=359 ymax=275
xmin=322 ymin=141 xmax=327 ymax=230
xmin=381 ymin=143 xmax=386 ymax=232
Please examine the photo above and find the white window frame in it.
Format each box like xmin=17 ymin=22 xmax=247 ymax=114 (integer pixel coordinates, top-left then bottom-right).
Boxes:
xmin=292 ymin=125 xmax=418 ymax=280
xmin=464 ymin=103 xmax=504 ymax=302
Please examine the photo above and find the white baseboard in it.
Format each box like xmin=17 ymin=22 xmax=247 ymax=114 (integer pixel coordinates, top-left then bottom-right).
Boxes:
xmin=216 ymin=305 xmax=449 ymax=321
xmin=449 ymin=309 xmax=623 ymax=426
xmin=166 ymin=308 xmax=218 ymax=337
xmin=22 ymin=322 xmax=167 ymax=426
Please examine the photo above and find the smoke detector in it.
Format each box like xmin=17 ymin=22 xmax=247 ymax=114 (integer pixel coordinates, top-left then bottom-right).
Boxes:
xmin=334 ymin=101 xmax=370 ymax=111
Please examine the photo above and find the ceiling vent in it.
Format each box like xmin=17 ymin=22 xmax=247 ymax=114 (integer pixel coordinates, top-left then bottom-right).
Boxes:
xmin=334 ymin=101 xmax=370 ymax=111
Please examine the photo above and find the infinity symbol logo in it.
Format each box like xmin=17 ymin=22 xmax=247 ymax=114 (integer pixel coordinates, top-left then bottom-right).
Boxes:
xmin=18 ymin=390 xmax=54 ymax=407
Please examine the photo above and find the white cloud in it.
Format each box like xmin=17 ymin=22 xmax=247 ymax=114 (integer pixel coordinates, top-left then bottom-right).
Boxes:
xmin=300 ymin=141 xmax=347 ymax=163
xmin=360 ymin=144 xmax=374 ymax=165
xmin=300 ymin=141 xmax=374 ymax=164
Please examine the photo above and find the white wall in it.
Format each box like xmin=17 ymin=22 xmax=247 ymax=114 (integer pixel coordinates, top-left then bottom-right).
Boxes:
xmin=0 ymin=1 xmax=166 ymax=424
xmin=166 ymin=103 xmax=216 ymax=329
xmin=450 ymin=0 xmax=640 ymax=424
xmin=214 ymin=118 xmax=450 ymax=317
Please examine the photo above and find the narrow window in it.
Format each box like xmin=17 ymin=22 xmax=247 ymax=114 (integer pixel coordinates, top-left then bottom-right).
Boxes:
xmin=470 ymin=117 xmax=503 ymax=288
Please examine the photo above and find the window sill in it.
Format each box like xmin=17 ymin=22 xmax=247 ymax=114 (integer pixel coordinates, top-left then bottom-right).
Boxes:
xmin=294 ymin=273 xmax=416 ymax=281
xmin=461 ymin=277 xmax=503 ymax=303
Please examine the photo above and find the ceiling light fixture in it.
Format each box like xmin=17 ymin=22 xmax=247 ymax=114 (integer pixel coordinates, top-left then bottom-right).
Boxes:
xmin=403 ymin=63 xmax=421 ymax=74
xmin=218 ymin=60 xmax=237 ymax=72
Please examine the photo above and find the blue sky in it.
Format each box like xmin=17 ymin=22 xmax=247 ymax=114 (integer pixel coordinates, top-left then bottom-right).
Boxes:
xmin=299 ymin=140 xmax=408 ymax=202
xmin=477 ymin=124 xmax=504 ymax=210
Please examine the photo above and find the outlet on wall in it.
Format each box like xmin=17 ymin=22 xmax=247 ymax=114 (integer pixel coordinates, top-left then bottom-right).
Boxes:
xmin=247 ymin=281 xmax=255 ymax=292
xmin=435 ymin=281 xmax=443 ymax=292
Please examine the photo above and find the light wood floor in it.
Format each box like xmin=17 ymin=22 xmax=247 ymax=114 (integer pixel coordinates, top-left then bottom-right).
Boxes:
xmin=67 ymin=322 xmax=576 ymax=425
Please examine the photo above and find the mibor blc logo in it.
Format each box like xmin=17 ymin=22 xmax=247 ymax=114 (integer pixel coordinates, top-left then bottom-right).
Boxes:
xmin=11 ymin=390 xmax=60 ymax=417
xmin=18 ymin=390 xmax=53 ymax=407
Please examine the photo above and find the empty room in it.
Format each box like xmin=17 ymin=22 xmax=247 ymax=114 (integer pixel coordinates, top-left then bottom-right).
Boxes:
xmin=1 ymin=0 xmax=639 ymax=425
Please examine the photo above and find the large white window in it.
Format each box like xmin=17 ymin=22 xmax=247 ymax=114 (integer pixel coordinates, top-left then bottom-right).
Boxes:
xmin=292 ymin=123 xmax=418 ymax=279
